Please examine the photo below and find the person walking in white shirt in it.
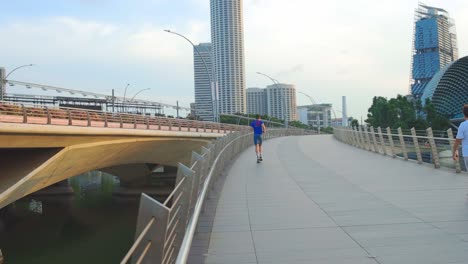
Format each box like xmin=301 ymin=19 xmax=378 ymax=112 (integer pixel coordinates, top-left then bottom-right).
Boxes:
xmin=453 ymin=105 xmax=468 ymax=169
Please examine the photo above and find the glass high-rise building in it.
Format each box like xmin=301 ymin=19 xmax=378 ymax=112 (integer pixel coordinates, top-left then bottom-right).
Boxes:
xmin=193 ymin=43 xmax=214 ymax=121
xmin=410 ymin=3 xmax=458 ymax=98
xmin=210 ymin=0 xmax=246 ymax=114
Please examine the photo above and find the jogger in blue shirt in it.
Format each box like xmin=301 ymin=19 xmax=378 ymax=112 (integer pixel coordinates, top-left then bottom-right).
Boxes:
xmin=250 ymin=115 xmax=266 ymax=163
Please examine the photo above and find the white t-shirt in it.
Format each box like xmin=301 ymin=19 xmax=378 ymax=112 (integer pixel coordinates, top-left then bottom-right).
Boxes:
xmin=456 ymin=120 xmax=468 ymax=157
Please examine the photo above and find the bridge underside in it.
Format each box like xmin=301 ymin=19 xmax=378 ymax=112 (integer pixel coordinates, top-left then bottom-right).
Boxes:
xmin=0 ymin=123 xmax=220 ymax=209
xmin=198 ymin=135 xmax=468 ymax=264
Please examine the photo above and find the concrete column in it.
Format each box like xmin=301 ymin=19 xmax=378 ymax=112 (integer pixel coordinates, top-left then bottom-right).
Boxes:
xmin=411 ymin=127 xmax=423 ymax=164
xmin=377 ymin=127 xmax=386 ymax=155
xmin=398 ymin=127 xmax=408 ymax=161
xmin=426 ymin=128 xmax=440 ymax=168
xmin=447 ymin=128 xmax=461 ymax=173
xmin=386 ymin=127 xmax=395 ymax=158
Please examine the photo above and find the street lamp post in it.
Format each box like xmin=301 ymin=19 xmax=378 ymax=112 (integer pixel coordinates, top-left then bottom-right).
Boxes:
xmin=256 ymin=72 xmax=288 ymax=128
xmin=127 ymin=88 xmax=151 ymax=114
xmin=130 ymin=88 xmax=151 ymax=101
xmin=1 ymin=64 xmax=35 ymax=101
xmin=122 ymin=83 xmax=130 ymax=112
xmin=164 ymin=29 xmax=219 ymax=123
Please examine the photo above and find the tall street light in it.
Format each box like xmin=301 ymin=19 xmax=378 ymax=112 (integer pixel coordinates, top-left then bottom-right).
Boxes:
xmin=1 ymin=64 xmax=35 ymax=101
xmin=164 ymin=29 xmax=219 ymax=123
xmin=256 ymin=72 xmax=288 ymax=127
xmin=124 ymin=88 xmax=151 ymax=114
xmin=122 ymin=83 xmax=130 ymax=112
xmin=130 ymin=88 xmax=151 ymax=101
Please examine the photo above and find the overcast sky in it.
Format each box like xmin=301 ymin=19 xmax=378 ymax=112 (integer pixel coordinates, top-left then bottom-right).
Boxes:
xmin=1 ymin=0 xmax=467 ymax=119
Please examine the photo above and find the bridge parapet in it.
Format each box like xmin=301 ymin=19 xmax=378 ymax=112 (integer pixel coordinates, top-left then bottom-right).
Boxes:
xmin=0 ymin=101 xmax=247 ymax=134
xmin=334 ymin=126 xmax=463 ymax=173
xmin=120 ymin=128 xmax=305 ymax=264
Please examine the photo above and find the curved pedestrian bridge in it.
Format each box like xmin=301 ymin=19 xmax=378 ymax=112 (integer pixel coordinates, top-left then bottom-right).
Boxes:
xmin=196 ymin=135 xmax=468 ymax=264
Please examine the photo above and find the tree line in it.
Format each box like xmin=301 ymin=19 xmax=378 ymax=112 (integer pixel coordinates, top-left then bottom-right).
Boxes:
xmin=365 ymin=95 xmax=450 ymax=131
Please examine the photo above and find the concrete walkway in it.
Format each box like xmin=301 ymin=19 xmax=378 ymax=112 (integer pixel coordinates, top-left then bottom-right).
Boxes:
xmin=204 ymin=135 xmax=468 ymax=264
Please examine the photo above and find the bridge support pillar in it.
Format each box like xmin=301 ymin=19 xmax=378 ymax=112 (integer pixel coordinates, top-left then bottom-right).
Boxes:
xmin=107 ymin=164 xmax=178 ymax=198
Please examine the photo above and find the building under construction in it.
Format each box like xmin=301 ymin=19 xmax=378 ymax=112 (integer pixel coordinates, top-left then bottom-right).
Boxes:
xmin=410 ymin=3 xmax=458 ymax=98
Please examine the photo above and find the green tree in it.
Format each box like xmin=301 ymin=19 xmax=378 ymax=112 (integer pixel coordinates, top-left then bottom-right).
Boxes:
xmin=288 ymin=120 xmax=309 ymax=129
xmin=365 ymin=95 xmax=450 ymax=130
xmin=322 ymin=127 xmax=334 ymax=134
xmin=423 ymin=98 xmax=450 ymax=130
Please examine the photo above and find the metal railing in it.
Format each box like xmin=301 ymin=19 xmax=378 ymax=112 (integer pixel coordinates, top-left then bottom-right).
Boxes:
xmin=0 ymin=101 xmax=245 ymax=134
xmin=121 ymin=128 xmax=305 ymax=264
xmin=334 ymin=126 xmax=464 ymax=173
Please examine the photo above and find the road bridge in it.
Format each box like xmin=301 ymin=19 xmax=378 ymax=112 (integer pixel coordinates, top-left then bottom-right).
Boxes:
xmin=0 ymin=101 xmax=245 ymax=209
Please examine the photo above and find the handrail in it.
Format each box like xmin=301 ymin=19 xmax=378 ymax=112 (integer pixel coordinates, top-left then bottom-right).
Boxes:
xmin=175 ymin=132 xmax=252 ymax=264
xmin=120 ymin=128 xmax=306 ymax=264
xmin=163 ymin=177 xmax=186 ymax=206
xmin=334 ymin=126 xmax=463 ymax=173
xmin=120 ymin=217 xmax=156 ymax=264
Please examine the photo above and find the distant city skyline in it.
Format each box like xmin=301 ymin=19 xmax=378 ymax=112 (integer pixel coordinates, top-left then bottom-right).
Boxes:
xmin=1 ymin=0 xmax=468 ymax=120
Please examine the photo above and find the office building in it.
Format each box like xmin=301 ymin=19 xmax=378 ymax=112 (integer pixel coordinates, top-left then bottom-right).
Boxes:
xmin=210 ymin=0 xmax=246 ymax=114
xmin=298 ymin=104 xmax=332 ymax=128
xmin=266 ymin=84 xmax=297 ymax=122
xmin=193 ymin=43 xmax=214 ymax=121
xmin=246 ymin=88 xmax=267 ymax=115
xmin=411 ymin=3 xmax=458 ymax=98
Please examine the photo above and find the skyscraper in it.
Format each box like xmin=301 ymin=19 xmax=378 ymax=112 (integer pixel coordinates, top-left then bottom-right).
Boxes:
xmin=193 ymin=43 xmax=214 ymax=121
xmin=266 ymin=84 xmax=297 ymax=122
xmin=410 ymin=3 xmax=458 ymax=98
xmin=210 ymin=0 xmax=246 ymax=114
xmin=246 ymin=88 xmax=267 ymax=115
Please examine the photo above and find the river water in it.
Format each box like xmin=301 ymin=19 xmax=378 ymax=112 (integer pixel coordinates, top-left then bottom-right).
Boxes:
xmin=0 ymin=171 xmax=164 ymax=264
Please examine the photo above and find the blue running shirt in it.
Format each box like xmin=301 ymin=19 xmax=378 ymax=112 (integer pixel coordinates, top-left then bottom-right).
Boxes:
xmin=250 ymin=120 xmax=264 ymax=135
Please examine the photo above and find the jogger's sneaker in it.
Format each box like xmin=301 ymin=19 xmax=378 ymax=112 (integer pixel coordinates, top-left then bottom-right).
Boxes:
xmin=259 ymin=155 xmax=263 ymax=161
xmin=257 ymin=157 xmax=261 ymax=163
